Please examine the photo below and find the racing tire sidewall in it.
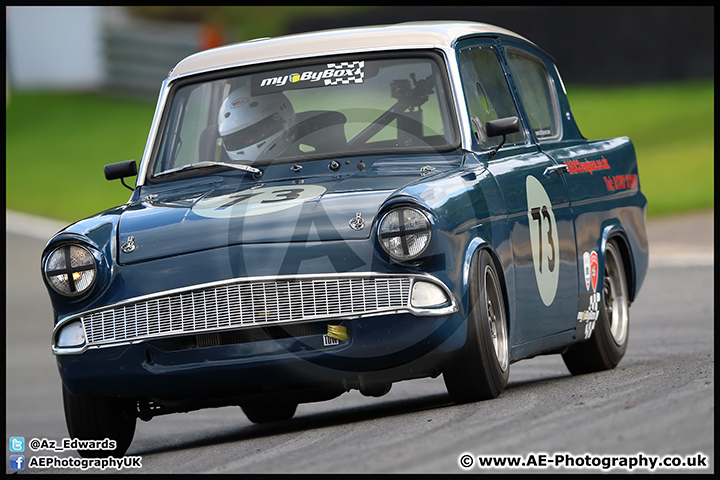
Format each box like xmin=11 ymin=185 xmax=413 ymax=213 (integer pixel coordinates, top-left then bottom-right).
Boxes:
xmin=62 ymin=384 xmax=136 ymax=458
xmin=443 ymin=249 xmax=509 ymax=403
xmin=562 ymin=239 xmax=629 ymax=374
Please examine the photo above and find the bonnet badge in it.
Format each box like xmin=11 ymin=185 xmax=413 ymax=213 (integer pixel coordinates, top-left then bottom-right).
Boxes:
xmin=121 ymin=236 xmax=137 ymax=253
xmin=349 ymin=212 xmax=365 ymax=231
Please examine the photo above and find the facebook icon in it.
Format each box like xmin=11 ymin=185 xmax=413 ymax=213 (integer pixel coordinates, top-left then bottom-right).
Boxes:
xmin=10 ymin=455 xmax=25 ymax=471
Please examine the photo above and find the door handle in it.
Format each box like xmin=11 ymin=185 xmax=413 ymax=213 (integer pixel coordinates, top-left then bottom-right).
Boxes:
xmin=544 ymin=164 xmax=568 ymax=177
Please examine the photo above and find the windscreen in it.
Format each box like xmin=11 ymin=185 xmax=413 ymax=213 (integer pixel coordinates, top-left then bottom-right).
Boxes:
xmin=151 ymin=52 xmax=459 ymax=178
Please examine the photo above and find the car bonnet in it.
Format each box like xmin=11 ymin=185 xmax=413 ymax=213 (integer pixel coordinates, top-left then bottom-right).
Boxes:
xmin=116 ymin=168 xmax=439 ymax=265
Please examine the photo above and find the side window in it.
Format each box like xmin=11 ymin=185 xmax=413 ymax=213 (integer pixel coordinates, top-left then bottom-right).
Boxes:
xmin=155 ymin=82 xmax=227 ymax=174
xmin=506 ymin=50 xmax=560 ymax=141
xmin=155 ymin=84 xmax=210 ymax=173
xmin=458 ymin=47 xmax=525 ymax=150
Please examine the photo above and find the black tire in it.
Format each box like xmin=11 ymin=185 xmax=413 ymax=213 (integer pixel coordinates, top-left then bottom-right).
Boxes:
xmin=241 ymin=403 xmax=298 ymax=424
xmin=62 ymin=385 xmax=137 ymax=458
xmin=562 ymin=240 xmax=630 ymax=375
xmin=443 ymin=249 xmax=509 ymax=403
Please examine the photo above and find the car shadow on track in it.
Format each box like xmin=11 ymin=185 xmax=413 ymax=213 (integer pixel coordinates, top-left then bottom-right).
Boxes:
xmin=132 ymin=392 xmax=454 ymax=456
xmin=130 ymin=372 xmax=573 ymax=457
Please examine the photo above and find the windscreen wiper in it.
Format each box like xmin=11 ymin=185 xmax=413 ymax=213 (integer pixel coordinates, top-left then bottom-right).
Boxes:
xmin=155 ymin=161 xmax=262 ymax=178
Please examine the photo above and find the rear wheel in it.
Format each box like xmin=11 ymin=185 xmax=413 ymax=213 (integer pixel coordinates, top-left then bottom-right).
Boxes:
xmin=562 ymin=239 xmax=629 ymax=374
xmin=242 ymin=403 xmax=297 ymax=424
xmin=443 ymin=249 xmax=509 ymax=403
xmin=62 ymin=385 xmax=137 ymax=458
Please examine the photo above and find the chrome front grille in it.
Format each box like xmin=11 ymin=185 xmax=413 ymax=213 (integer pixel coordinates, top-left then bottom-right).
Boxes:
xmin=81 ymin=275 xmax=413 ymax=346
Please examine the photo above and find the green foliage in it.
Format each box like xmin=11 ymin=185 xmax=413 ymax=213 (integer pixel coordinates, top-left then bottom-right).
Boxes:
xmin=5 ymin=92 xmax=155 ymax=222
xmin=6 ymin=80 xmax=713 ymax=222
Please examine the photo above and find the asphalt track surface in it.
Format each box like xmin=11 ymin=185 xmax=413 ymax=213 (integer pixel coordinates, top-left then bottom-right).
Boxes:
xmin=5 ymin=210 xmax=714 ymax=474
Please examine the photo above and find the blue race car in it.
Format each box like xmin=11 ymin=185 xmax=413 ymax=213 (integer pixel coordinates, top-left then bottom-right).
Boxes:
xmin=41 ymin=21 xmax=648 ymax=457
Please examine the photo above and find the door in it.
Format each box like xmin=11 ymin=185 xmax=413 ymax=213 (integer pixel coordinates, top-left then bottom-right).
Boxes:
xmin=457 ymin=40 xmax=578 ymax=347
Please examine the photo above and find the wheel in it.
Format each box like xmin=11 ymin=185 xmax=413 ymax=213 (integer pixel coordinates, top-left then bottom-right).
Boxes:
xmin=443 ymin=249 xmax=509 ymax=403
xmin=562 ymin=239 xmax=630 ymax=375
xmin=241 ymin=403 xmax=297 ymax=424
xmin=62 ymin=385 xmax=137 ymax=458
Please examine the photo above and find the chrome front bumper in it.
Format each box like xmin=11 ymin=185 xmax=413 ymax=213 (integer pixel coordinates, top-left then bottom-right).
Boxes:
xmin=52 ymin=272 xmax=458 ymax=355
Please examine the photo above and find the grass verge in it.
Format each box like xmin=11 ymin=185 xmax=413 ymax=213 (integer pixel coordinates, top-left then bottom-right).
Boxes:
xmin=6 ymin=80 xmax=713 ymax=223
xmin=6 ymin=92 xmax=155 ymax=222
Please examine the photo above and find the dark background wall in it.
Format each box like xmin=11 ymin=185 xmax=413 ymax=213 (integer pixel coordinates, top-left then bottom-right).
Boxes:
xmin=289 ymin=6 xmax=714 ymax=84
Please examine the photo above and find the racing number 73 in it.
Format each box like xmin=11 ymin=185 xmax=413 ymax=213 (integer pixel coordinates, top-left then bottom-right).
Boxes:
xmin=220 ymin=188 xmax=304 ymax=209
xmin=191 ymin=185 xmax=327 ymax=219
xmin=530 ymin=206 xmax=555 ymax=273
xmin=526 ymin=175 xmax=560 ymax=306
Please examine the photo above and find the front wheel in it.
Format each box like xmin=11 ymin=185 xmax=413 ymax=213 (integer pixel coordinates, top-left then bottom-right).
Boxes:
xmin=62 ymin=385 xmax=137 ymax=458
xmin=443 ymin=249 xmax=509 ymax=403
xmin=562 ymin=239 xmax=630 ymax=375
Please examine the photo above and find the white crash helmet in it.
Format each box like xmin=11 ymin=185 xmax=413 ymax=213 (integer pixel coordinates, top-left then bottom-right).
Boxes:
xmin=218 ymin=86 xmax=295 ymax=162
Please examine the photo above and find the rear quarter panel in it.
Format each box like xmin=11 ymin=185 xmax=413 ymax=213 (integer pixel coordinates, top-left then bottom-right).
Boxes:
xmin=546 ymin=136 xmax=648 ymax=303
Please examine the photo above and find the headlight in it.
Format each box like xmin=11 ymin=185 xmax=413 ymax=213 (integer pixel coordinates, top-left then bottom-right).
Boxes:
xmin=378 ymin=206 xmax=432 ymax=261
xmin=44 ymin=245 xmax=97 ymax=296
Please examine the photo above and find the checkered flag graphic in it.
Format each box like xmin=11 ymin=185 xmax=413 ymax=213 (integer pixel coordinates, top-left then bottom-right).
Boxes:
xmin=576 ymin=292 xmax=602 ymax=340
xmin=324 ymin=61 xmax=365 ymax=86
xmin=588 ymin=291 xmax=600 ymax=313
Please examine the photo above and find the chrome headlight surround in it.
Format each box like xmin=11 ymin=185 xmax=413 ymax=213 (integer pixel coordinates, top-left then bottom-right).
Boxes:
xmin=43 ymin=244 xmax=98 ymax=297
xmin=377 ymin=206 xmax=432 ymax=261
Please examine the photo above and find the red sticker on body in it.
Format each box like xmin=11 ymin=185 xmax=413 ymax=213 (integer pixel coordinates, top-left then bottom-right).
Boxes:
xmin=590 ymin=251 xmax=599 ymax=292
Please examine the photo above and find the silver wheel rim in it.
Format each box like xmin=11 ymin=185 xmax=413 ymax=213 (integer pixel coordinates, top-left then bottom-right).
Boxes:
xmin=484 ymin=264 xmax=509 ymax=372
xmin=604 ymin=243 xmax=629 ymax=345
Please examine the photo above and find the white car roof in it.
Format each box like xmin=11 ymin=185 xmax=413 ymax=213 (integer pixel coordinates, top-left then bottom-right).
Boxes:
xmin=169 ymin=21 xmax=533 ymax=78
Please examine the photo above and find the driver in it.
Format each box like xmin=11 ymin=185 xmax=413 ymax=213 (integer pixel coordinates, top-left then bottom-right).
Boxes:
xmin=218 ymin=85 xmax=296 ymax=163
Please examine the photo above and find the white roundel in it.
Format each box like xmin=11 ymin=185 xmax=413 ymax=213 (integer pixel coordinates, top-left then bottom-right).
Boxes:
xmin=526 ymin=175 xmax=560 ymax=306
xmin=192 ymin=185 xmax=326 ymax=219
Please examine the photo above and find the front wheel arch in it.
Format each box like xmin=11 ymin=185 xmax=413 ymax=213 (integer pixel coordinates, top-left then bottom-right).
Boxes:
xmin=462 ymin=241 xmax=512 ymax=342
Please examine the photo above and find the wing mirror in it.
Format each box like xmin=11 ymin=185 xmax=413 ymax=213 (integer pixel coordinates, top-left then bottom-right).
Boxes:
xmin=104 ymin=160 xmax=137 ymax=191
xmin=486 ymin=116 xmax=520 ymax=159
